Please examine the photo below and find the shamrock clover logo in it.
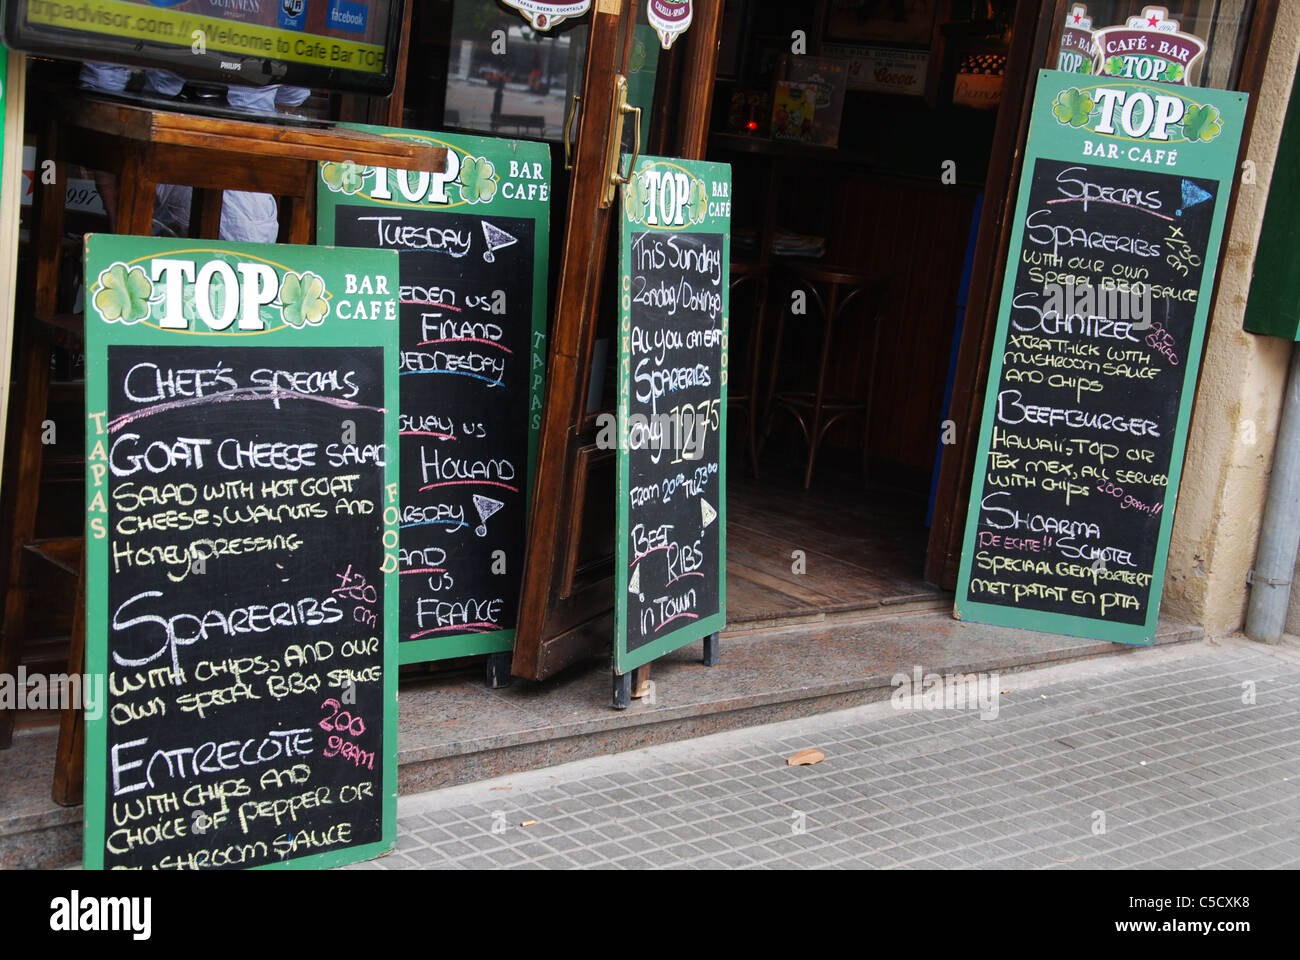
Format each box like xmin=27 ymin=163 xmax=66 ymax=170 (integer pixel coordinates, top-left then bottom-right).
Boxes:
xmin=688 ymin=178 xmax=708 ymax=224
xmin=458 ymin=155 xmax=499 ymax=204
xmin=629 ymin=36 xmax=647 ymax=74
xmin=93 ymin=262 xmax=153 ymax=324
xmin=625 ymin=172 xmax=649 ymax=223
xmin=321 ymin=161 xmax=370 ymax=195
xmin=1052 ymin=87 xmax=1095 ymax=127
xmin=1183 ymin=103 xmax=1223 ymax=143
xmin=279 ymin=271 xmax=329 ymax=327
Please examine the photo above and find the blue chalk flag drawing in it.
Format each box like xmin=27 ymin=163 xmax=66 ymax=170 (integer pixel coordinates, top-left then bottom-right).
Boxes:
xmin=1178 ymin=179 xmax=1214 ymax=216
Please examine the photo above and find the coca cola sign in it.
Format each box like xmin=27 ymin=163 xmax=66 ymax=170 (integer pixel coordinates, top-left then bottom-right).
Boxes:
xmin=648 ymin=0 xmax=692 ymax=49
xmin=823 ymin=43 xmax=928 ymax=96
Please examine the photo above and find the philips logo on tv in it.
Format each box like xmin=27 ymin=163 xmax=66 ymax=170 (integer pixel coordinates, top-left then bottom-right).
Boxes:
xmin=328 ymin=0 xmax=368 ymax=33
xmin=279 ymin=0 xmax=307 ymax=31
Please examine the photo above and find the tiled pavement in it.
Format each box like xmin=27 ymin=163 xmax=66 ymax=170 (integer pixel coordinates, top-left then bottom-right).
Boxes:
xmin=351 ymin=637 xmax=1300 ymax=869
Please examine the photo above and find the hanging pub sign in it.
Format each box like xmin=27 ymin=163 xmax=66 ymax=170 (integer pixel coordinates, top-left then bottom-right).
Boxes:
xmin=954 ymin=70 xmax=1246 ymax=645
xmin=648 ymin=0 xmax=692 ymax=49
xmin=1092 ymin=5 xmax=1207 ymax=86
xmin=500 ymin=0 xmax=591 ymax=31
xmin=84 ymin=235 xmax=402 ymax=869
xmin=317 ymin=127 xmax=549 ymax=665
xmin=1057 ymin=4 xmax=1094 ymax=74
xmin=614 ymin=155 xmax=731 ymax=675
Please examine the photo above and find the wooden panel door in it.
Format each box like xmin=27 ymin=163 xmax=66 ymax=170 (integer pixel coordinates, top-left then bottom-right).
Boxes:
xmin=513 ymin=0 xmax=724 ymax=680
xmin=925 ymin=0 xmax=1057 ymax=589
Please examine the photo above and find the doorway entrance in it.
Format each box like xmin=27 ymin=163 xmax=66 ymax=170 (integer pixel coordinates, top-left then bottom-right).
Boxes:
xmin=703 ymin=0 xmax=1029 ymax=629
xmin=370 ymin=0 xmax=1274 ymax=678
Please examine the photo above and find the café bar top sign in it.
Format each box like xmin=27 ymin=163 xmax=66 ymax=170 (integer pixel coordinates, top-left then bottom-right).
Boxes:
xmin=954 ymin=71 xmax=1246 ymax=645
xmin=83 ymin=236 xmax=401 ymax=869
xmin=1057 ymin=4 xmax=1094 ymax=74
xmin=615 ymin=155 xmax=730 ymax=674
xmin=1093 ymin=6 xmax=1207 ymax=86
xmin=316 ymin=126 xmax=549 ymax=665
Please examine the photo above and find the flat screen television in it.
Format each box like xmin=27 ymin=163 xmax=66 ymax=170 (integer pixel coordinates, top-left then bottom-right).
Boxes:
xmin=1 ymin=0 xmax=404 ymax=95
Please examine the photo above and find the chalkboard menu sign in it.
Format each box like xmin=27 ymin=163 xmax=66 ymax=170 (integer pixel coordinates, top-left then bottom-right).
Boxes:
xmin=84 ymin=235 xmax=401 ymax=870
xmin=615 ymin=156 xmax=731 ymax=674
xmin=956 ymin=71 xmax=1246 ymax=645
xmin=317 ymin=126 xmax=549 ymax=665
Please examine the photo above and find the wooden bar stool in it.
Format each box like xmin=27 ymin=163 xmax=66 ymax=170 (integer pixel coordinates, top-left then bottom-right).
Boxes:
xmin=759 ymin=264 xmax=888 ymax=489
xmin=0 ymin=93 xmax=445 ymax=804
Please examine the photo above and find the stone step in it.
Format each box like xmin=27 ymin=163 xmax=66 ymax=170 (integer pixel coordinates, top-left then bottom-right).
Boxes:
xmin=0 ymin=611 xmax=1203 ymax=869
xmin=393 ymin=612 xmax=1201 ymax=795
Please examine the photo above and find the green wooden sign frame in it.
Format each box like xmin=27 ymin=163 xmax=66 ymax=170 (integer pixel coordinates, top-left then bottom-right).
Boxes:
xmin=83 ymin=235 xmax=400 ymax=870
xmin=955 ymin=70 xmax=1247 ymax=645
xmin=615 ymin=154 xmax=731 ymax=675
xmin=1242 ymin=63 xmax=1300 ymax=341
xmin=316 ymin=125 xmax=549 ymax=665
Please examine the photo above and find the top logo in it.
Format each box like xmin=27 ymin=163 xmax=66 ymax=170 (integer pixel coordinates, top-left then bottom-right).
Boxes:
xmin=1092 ymin=5 xmax=1207 ymax=86
xmin=1057 ymin=4 xmax=1094 ymax=74
xmin=1051 ymin=83 xmax=1225 ymax=145
xmin=625 ymin=162 xmax=709 ymax=228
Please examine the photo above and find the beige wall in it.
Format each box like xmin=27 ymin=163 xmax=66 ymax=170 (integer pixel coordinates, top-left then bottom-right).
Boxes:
xmin=1162 ymin=6 xmax=1300 ymax=636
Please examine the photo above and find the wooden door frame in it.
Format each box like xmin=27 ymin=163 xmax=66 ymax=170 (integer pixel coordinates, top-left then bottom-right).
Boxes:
xmin=0 ymin=53 xmax=24 ymax=505
xmin=512 ymin=0 xmax=726 ymax=680
xmin=925 ymin=0 xmax=1280 ymax=589
xmin=924 ymin=0 xmax=1056 ymax=587
xmin=511 ymin=1 xmax=639 ymax=681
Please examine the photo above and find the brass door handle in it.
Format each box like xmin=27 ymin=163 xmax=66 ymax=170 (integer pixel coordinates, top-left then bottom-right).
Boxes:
xmin=563 ymin=94 xmax=582 ymax=171
xmin=614 ymin=101 xmax=642 ymax=190
xmin=601 ymin=75 xmax=641 ymax=208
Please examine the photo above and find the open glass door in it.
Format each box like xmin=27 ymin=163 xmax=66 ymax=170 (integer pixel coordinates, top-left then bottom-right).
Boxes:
xmin=513 ymin=1 xmax=723 ymax=680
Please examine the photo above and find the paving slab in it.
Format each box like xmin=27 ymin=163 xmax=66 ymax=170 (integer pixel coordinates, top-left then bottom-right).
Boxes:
xmin=367 ymin=637 xmax=1300 ymax=870
xmin=0 ymin=611 xmax=1209 ymax=868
